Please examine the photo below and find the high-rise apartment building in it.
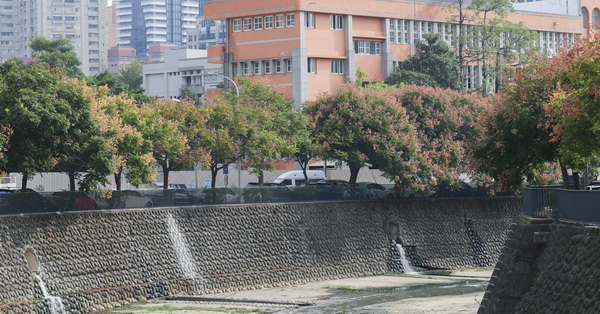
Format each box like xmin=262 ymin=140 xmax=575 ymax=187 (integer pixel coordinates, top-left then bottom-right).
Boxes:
xmin=0 ymin=0 xmax=108 ymax=76
xmin=116 ymin=0 xmax=199 ymax=57
xmin=205 ymin=0 xmax=593 ymax=108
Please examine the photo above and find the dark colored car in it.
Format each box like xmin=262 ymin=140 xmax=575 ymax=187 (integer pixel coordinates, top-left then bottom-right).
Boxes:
xmin=242 ymin=183 xmax=296 ymax=203
xmin=431 ymin=182 xmax=478 ymax=198
xmin=46 ymin=191 xmax=99 ymax=210
xmin=98 ymin=190 xmax=154 ymax=209
xmin=148 ymin=189 xmax=204 ymax=207
xmin=313 ymin=180 xmax=350 ymax=200
xmin=0 ymin=188 xmax=53 ymax=214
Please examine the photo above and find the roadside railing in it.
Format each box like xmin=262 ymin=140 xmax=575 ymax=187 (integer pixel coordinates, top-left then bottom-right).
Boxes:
xmin=0 ymin=183 xmax=509 ymax=215
xmin=522 ymin=187 xmax=600 ymax=223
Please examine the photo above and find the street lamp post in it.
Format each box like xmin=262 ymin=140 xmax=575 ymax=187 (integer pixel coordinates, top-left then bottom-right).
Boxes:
xmin=210 ymin=73 xmax=241 ymax=190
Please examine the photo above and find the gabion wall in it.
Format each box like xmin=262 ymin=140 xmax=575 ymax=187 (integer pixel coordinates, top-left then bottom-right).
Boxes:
xmin=0 ymin=198 xmax=520 ymax=313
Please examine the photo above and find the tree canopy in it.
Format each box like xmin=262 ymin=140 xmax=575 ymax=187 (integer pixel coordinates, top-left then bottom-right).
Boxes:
xmin=29 ymin=36 xmax=83 ymax=78
xmin=386 ymin=34 xmax=463 ymax=91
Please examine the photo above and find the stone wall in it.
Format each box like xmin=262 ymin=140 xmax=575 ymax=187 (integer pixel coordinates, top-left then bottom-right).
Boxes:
xmin=0 ymin=198 xmax=520 ymax=313
xmin=479 ymin=222 xmax=600 ymax=313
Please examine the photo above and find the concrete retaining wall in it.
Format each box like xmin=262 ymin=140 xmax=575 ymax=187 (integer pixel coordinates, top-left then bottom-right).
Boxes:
xmin=0 ymin=198 xmax=520 ymax=313
xmin=479 ymin=222 xmax=600 ymax=313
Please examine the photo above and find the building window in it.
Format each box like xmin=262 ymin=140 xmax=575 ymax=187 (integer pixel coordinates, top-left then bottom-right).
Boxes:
xmin=243 ymin=17 xmax=252 ymax=31
xmin=305 ymin=12 xmax=315 ymax=28
xmin=582 ymin=7 xmax=589 ymax=28
xmin=286 ymin=13 xmax=295 ymax=27
xmin=307 ymin=58 xmax=316 ymax=73
xmin=233 ymin=19 xmax=241 ymax=32
xmin=331 ymin=59 xmax=345 ymax=75
xmin=593 ymin=8 xmax=599 ymax=29
xmin=242 ymin=62 xmax=250 ymax=75
xmin=274 ymin=59 xmax=283 ymax=73
xmin=232 ymin=63 xmax=239 ymax=77
xmin=254 ymin=16 xmax=262 ymax=30
xmin=354 ymin=41 xmax=382 ymax=55
xmin=330 ymin=15 xmax=343 ymax=30
xmin=275 ymin=14 xmax=284 ymax=28
xmin=253 ymin=61 xmax=261 ymax=75
xmin=264 ymin=15 xmax=273 ymax=29
xmin=286 ymin=59 xmax=293 ymax=72
xmin=264 ymin=60 xmax=272 ymax=74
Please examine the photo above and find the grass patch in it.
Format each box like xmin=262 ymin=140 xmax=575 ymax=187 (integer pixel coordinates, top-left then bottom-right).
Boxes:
xmin=323 ymin=286 xmax=397 ymax=295
xmin=106 ymin=305 xmax=272 ymax=313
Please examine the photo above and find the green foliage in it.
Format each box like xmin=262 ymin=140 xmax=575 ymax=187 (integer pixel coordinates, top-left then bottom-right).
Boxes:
xmin=305 ymin=84 xmax=420 ymax=184
xmin=386 ymin=34 xmax=463 ymax=91
xmin=87 ymin=71 xmax=128 ymax=96
xmin=179 ymin=86 xmax=201 ymax=105
xmin=29 ymin=36 xmax=83 ymax=78
xmin=119 ymin=59 xmax=143 ymax=91
xmin=0 ymin=60 xmax=72 ymax=187
xmin=51 ymin=79 xmax=113 ymax=192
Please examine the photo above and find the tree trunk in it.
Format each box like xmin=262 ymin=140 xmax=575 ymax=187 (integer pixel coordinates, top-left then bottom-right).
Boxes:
xmin=21 ymin=173 xmax=28 ymax=191
xmin=211 ymin=166 xmax=218 ymax=188
xmin=559 ymin=160 xmax=569 ymax=189
xmin=258 ymin=171 xmax=264 ymax=185
xmin=114 ymin=171 xmax=122 ymax=191
xmin=573 ymin=172 xmax=580 ymax=190
xmin=349 ymin=167 xmax=360 ymax=184
xmin=69 ymin=170 xmax=76 ymax=192
xmin=162 ymin=164 xmax=169 ymax=190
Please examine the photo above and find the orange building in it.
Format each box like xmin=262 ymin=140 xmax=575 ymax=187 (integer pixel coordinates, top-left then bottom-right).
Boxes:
xmin=205 ymin=0 xmax=594 ymax=108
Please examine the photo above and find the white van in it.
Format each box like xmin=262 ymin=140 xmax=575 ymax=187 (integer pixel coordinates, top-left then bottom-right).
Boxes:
xmin=273 ymin=170 xmax=326 ymax=187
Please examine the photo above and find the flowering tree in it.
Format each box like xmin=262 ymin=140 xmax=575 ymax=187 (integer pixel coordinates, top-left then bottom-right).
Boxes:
xmin=139 ymin=99 xmax=207 ymax=189
xmin=88 ymin=86 xmax=155 ymax=190
xmin=546 ymin=35 xmax=600 ymax=182
xmin=392 ymin=85 xmax=488 ymax=189
xmin=305 ymin=84 xmax=420 ymax=184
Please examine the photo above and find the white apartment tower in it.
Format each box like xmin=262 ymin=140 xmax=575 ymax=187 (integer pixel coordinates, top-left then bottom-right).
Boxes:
xmin=0 ymin=0 xmax=108 ymax=76
xmin=117 ymin=0 xmax=199 ymax=57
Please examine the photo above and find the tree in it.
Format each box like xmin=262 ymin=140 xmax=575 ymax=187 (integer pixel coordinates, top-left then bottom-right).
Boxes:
xmin=465 ymin=0 xmax=537 ymax=93
xmin=230 ymin=80 xmax=301 ymax=180
xmin=471 ymin=54 xmax=562 ymax=190
xmin=0 ymin=125 xmax=12 ymax=166
xmin=119 ymin=59 xmax=143 ymax=91
xmin=88 ymin=71 xmax=129 ymax=96
xmin=179 ymin=86 xmax=202 ymax=106
xmin=305 ymin=84 xmax=420 ymax=184
xmin=545 ymin=35 xmax=600 ymax=184
xmin=139 ymin=99 xmax=206 ymax=189
xmin=29 ymin=36 xmax=83 ymax=78
xmin=385 ymin=34 xmax=463 ymax=90
xmin=52 ymin=79 xmax=113 ymax=192
xmin=89 ymin=87 xmax=155 ymax=190
xmin=0 ymin=60 xmax=73 ymax=190
xmin=392 ymin=85 xmax=488 ymax=189
xmin=445 ymin=0 xmax=470 ymax=85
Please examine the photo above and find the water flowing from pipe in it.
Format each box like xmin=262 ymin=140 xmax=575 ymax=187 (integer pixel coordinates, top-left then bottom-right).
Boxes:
xmin=396 ymin=242 xmax=419 ymax=275
xmin=35 ymin=274 xmax=66 ymax=314
xmin=166 ymin=213 xmax=198 ymax=278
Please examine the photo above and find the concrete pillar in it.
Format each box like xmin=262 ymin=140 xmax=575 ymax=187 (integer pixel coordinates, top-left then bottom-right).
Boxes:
xmin=346 ymin=15 xmax=356 ymax=82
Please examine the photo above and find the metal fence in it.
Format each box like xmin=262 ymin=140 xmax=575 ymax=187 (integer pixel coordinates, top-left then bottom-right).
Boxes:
xmin=522 ymin=187 xmax=600 ymax=222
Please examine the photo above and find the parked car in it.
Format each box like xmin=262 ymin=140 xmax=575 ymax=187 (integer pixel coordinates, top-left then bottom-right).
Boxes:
xmin=312 ymin=180 xmax=350 ymax=200
xmin=585 ymin=185 xmax=600 ymax=191
xmin=242 ymin=183 xmax=296 ymax=203
xmin=347 ymin=182 xmax=393 ymax=200
xmin=148 ymin=189 xmax=204 ymax=207
xmin=98 ymin=190 xmax=154 ymax=209
xmin=202 ymin=187 xmax=240 ymax=204
xmin=46 ymin=191 xmax=98 ymax=210
xmin=0 ymin=188 xmax=53 ymax=214
xmin=431 ymin=182 xmax=478 ymax=198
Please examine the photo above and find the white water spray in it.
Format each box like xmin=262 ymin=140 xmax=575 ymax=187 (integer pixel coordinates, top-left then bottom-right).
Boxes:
xmin=35 ymin=274 xmax=66 ymax=314
xmin=396 ymin=242 xmax=419 ymax=275
xmin=166 ymin=213 xmax=198 ymax=278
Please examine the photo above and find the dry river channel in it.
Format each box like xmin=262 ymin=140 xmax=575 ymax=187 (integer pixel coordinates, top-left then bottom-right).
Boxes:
xmin=103 ymin=268 xmax=493 ymax=314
